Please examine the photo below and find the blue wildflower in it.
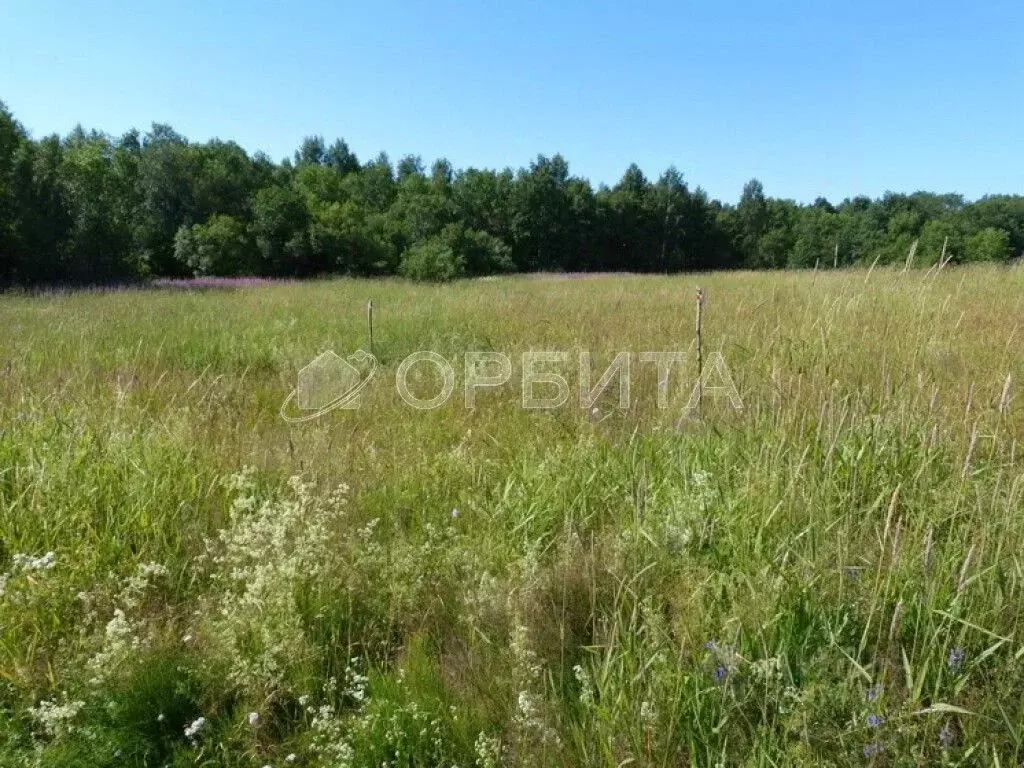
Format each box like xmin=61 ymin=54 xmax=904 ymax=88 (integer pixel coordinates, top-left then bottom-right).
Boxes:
xmin=863 ymin=742 xmax=883 ymax=757
xmin=948 ymin=647 xmax=965 ymax=670
xmin=714 ymin=665 xmax=728 ymax=682
xmin=866 ymin=684 xmax=882 ymax=702
xmin=867 ymin=714 xmax=884 ymax=728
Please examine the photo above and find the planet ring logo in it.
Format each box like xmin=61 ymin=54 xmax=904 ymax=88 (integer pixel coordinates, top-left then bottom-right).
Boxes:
xmin=279 ymin=349 xmax=378 ymax=423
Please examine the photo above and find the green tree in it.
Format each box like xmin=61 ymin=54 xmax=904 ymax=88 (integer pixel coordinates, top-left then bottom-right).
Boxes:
xmin=390 ymin=167 xmax=454 ymax=245
xmin=510 ymin=154 xmax=576 ymax=271
xmin=451 ymin=167 xmax=515 ymax=244
xmin=790 ymin=206 xmax=839 ymax=268
xmin=174 ymin=214 xmax=255 ymax=275
xmin=192 ymin=140 xmax=261 ymax=222
xmin=919 ymin=218 xmax=967 ymax=265
xmin=59 ymin=130 xmax=137 ymax=280
xmin=396 ymin=155 xmax=424 ymax=182
xmin=732 ymin=179 xmax=779 ymax=267
xmin=134 ymin=124 xmax=196 ymax=275
xmin=965 ymin=196 xmax=1024 ymax=257
xmin=0 ymin=102 xmax=26 ymax=283
xmin=345 ymin=152 xmax=396 ymax=213
xmin=3 ymin=99 xmax=1024 ymax=285
xmin=964 ymin=227 xmax=1011 ymax=262
xmin=250 ymin=185 xmax=311 ymax=275
xmin=295 ymin=136 xmax=326 ymax=166
xmin=598 ymin=164 xmax=655 ymax=271
xmin=325 ymin=139 xmax=360 ymax=175
xmin=7 ymin=135 xmax=72 ymax=283
xmin=309 ymin=201 xmax=396 ymax=275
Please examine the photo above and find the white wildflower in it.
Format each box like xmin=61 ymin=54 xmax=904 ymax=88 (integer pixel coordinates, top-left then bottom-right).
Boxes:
xmin=12 ymin=551 xmax=56 ymax=572
xmin=343 ymin=660 xmax=369 ymax=703
xmin=184 ymin=716 xmax=207 ymax=742
xmin=573 ymin=664 xmax=595 ymax=707
xmin=248 ymin=711 xmax=261 ymax=727
xmin=517 ymin=690 xmax=536 ymax=720
xmin=474 ymin=732 xmax=502 ymax=768
xmin=87 ymin=608 xmax=146 ymax=682
xmin=510 ymin=624 xmax=541 ymax=680
xmin=640 ymin=700 xmax=658 ymax=725
xmin=308 ymin=698 xmax=355 ymax=765
xmin=691 ymin=469 xmax=715 ymax=508
xmin=514 ymin=690 xmax=559 ymax=746
xmin=29 ymin=696 xmax=85 ymax=738
xmin=203 ymin=472 xmax=349 ymax=696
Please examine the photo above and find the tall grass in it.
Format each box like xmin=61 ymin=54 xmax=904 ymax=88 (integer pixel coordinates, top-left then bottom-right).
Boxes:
xmin=0 ymin=265 xmax=1022 ymax=766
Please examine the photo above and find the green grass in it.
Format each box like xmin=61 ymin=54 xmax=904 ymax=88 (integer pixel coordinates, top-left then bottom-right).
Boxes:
xmin=1 ymin=266 xmax=1023 ymax=766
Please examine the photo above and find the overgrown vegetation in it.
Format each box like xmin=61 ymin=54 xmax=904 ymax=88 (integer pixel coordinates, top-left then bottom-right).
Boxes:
xmin=1 ymin=100 xmax=1023 ymax=285
xmin=1 ymin=266 xmax=1022 ymax=765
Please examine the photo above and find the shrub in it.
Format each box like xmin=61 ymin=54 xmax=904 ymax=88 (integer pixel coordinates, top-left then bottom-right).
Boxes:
xmin=399 ymin=238 xmax=466 ymax=282
xmin=441 ymin=223 xmax=514 ymax=276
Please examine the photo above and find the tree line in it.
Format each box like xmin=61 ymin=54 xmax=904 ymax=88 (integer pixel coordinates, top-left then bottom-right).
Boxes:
xmin=2 ymin=101 xmax=1022 ymax=284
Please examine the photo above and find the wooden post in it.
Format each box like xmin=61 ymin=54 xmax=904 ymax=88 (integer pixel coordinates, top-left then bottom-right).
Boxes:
xmin=367 ymin=299 xmax=374 ymax=355
xmin=833 ymin=242 xmax=839 ymax=269
xmin=695 ymin=287 xmax=705 ymax=415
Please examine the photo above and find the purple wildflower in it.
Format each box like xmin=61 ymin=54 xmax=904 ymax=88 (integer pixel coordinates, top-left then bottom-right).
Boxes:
xmin=150 ymin=276 xmax=287 ymax=290
xmin=948 ymin=647 xmax=965 ymax=670
xmin=939 ymin=725 xmax=954 ymax=747
xmin=714 ymin=665 xmax=728 ymax=682
xmin=867 ymin=714 xmax=884 ymax=728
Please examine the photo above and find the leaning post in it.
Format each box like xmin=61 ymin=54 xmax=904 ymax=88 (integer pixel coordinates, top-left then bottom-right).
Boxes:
xmin=367 ymin=299 xmax=375 ymax=356
xmin=695 ymin=287 xmax=705 ymax=415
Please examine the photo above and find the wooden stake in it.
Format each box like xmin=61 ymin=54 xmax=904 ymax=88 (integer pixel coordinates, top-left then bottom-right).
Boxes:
xmin=695 ymin=287 xmax=705 ymax=415
xmin=833 ymin=242 xmax=839 ymax=269
xmin=367 ymin=299 xmax=374 ymax=355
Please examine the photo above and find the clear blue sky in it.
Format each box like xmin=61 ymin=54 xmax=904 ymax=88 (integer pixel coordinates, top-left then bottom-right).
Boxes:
xmin=1 ymin=0 xmax=1021 ymax=203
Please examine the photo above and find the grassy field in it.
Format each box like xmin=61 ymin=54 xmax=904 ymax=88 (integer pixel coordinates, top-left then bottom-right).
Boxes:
xmin=1 ymin=266 xmax=1023 ymax=766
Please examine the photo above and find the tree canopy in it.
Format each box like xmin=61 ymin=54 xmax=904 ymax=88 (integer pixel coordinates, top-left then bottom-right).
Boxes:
xmin=1 ymin=102 xmax=1021 ymax=284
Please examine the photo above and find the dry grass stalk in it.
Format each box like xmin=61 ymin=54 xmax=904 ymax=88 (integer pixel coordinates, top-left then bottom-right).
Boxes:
xmin=902 ymin=239 xmax=919 ymax=272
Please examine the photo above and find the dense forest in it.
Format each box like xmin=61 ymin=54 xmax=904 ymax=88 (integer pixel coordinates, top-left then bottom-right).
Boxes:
xmin=1 ymin=101 xmax=1022 ymax=284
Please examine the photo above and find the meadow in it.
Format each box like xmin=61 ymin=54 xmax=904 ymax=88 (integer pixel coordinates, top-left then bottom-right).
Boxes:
xmin=1 ymin=265 xmax=1023 ymax=766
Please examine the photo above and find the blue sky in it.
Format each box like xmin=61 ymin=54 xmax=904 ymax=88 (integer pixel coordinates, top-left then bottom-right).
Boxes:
xmin=1 ymin=0 xmax=1021 ymax=203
